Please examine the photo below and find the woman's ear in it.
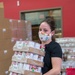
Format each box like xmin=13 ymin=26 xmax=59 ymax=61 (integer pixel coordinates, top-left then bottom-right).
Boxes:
xmin=51 ymin=30 xmax=55 ymax=35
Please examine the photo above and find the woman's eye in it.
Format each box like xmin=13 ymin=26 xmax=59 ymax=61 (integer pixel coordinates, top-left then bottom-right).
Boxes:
xmin=39 ymin=28 xmax=48 ymax=32
xmin=44 ymin=29 xmax=48 ymax=32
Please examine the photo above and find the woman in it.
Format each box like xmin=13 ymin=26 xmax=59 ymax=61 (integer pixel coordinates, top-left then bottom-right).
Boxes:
xmin=38 ymin=17 xmax=62 ymax=75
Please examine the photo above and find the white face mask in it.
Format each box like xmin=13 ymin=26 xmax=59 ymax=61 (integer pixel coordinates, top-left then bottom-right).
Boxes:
xmin=38 ymin=32 xmax=52 ymax=42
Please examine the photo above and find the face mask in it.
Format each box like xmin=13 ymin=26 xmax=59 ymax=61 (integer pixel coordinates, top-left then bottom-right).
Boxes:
xmin=38 ymin=32 xmax=52 ymax=42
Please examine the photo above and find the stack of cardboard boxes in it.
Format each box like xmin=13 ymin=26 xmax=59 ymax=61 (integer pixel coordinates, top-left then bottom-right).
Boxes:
xmin=0 ymin=8 xmax=15 ymax=75
xmin=56 ymin=37 xmax=75 ymax=75
xmin=0 ymin=8 xmax=32 ymax=75
xmin=9 ymin=41 xmax=45 ymax=75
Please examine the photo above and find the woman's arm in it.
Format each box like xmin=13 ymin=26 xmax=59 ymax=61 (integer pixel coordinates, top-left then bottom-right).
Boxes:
xmin=44 ymin=57 xmax=62 ymax=75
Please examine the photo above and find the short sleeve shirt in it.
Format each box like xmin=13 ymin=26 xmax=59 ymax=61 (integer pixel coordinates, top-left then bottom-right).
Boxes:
xmin=42 ymin=41 xmax=62 ymax=74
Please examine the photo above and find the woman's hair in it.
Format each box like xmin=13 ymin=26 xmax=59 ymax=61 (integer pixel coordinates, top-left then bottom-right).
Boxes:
xmin=41 ymin=16 xmax=56 ymax=41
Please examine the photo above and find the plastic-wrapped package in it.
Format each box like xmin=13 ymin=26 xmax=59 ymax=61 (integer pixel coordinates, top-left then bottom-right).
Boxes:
xmin=9 ymin=19 xmax=32 ymax=42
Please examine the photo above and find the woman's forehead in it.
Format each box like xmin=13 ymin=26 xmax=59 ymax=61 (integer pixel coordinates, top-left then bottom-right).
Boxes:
xmin=40 ymin=22 xmax=50 ymax=28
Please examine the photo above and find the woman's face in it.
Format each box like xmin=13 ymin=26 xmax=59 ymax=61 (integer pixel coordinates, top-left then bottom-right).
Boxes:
xmin=39 ymin=22 xmax=51 ymax=35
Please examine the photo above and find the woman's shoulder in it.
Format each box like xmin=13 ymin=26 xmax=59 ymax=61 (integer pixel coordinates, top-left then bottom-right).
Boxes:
xmin=47 ymin=41 xmax=61 ymax=51
xmin=45 ymin=41 xmax=61 ymax=50
xmin=49 ymin=41 xmax=60 ymax=46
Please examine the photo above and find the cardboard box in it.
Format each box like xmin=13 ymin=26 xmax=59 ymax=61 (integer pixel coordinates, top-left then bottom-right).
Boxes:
xmin=1 ymin=19 xmax=10 ymax=29
xmin=0 ymin=29 xmax=3 ymax=40
xmin=0 ymin=8 xmax=10 ymax=29
xmin=9 ymin=19 xmax=18 ymax=29
xmin=24 ymin=70 xmax=42 ymax=75
xmin=12 ymin=56 xmax=43 ymax=67
xmin=13 ymin=47 xmax=45 ymax=56
xmin=17 ymin=20 xmax=26 ymax=29
xmin=9 ymin=19 xmax=32 ymax=41
xmin=25 ymin=21 xmax=32 ymax=40
xmin=11 ymin=29 xmax=17 ymax=40
xmin=0 ymin=39 xmax=15 ymax=50
xmin=9 ymin=66 xmax=24 ymax=74
xmin=0 ymin=28 xmax=12 ymax=40
xmin=0 ymin=59 xmax=11 ymax=75
xmin=0 ymin=49 xmax=14 ymax=61
xmin=0 ymin=8 xmax=4 ymax=20
xmin=9 ymin=66 xmax=42 ymax=75
xmin=2 ymin=28 xmax=12 ymax=39
xmin=16 ymin=29 xmax=26 ymax=40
